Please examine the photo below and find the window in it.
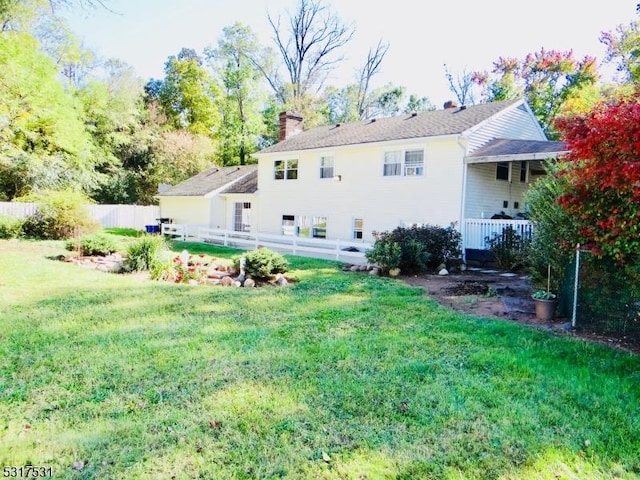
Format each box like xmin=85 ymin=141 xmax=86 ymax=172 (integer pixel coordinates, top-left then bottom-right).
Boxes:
xmin=320 ymin=156 xmax=334 ymax=179
xmin=384 ymin=149 xmax=424 ymax=176
xmin=404 ymin=150 xmax=424 ymax=176
xmin=520 ymin=161 xmax=527 ymax=183
xmin=282 ymin=215 xmax=295 ymax=235
xmin=233 ymin=202 xmax=251 ymax=232
xmin=274 ymin=159 xmax=298 ymax=180
xmin=353 ymin=218 xmax=363 ymax=239
xmin=383 ymin=151 xmax=402 ymax=176
xmin=312 ymin=216 xmax=327 ymax=238
xmin=496 ymin=162 xmax=510 ymax=181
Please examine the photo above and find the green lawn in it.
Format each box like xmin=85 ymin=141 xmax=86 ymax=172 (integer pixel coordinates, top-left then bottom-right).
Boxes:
xmin=1 ymin=239 xmax=639 ymax=479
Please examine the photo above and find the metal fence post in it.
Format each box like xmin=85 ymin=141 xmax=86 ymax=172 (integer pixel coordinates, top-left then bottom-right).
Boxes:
xmin=572 ymin=243 xmax=581 ymax=329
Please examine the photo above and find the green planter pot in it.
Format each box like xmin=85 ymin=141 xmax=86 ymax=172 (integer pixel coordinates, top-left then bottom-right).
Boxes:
xmin=534 ymin=298 xmax=557 ymax=322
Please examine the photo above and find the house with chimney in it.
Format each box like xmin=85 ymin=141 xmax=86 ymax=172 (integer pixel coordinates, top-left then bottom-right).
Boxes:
xmin=253 ymin=99 xmax=566 ymax=247
xmin=157 ymin=98 xmax=566 ymax=255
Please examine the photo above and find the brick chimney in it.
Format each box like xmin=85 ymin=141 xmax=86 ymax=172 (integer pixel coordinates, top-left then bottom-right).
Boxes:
xmin=278 ymin=111 xmax=303 ymax=141
xmin=443 ymin=100 xmax=458 ymax=109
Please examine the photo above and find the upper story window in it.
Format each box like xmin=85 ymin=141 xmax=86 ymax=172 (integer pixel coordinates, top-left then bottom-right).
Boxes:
xmin=320 ymin=156 xmax=334 ymax=179
xmin=404 ymin=150 xmax=424 ymax=176
xmin=383 ymin=151 xmax=402 ymax=176
xmin=384 ymin=149 xmax=424 ymax=177
xmin=274 ymin=159 xmax=298 ymax=180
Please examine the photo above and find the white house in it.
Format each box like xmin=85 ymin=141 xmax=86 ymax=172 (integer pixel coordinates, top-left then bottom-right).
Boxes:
xmin=253 ymin=100 xmax=566 ymax=247
xmin=158 ymin=99 xmax=566 ymax=254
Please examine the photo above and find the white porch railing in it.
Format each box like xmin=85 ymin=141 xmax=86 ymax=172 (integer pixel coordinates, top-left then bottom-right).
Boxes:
xmin=463 ymin=218 xmax=534 ymax=250
xmin=162 ymin=224 xmax=372 ymax=264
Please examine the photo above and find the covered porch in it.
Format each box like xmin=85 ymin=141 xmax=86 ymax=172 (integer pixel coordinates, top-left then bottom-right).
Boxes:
xmin=461 ymin=138 xmax=567 ymax=255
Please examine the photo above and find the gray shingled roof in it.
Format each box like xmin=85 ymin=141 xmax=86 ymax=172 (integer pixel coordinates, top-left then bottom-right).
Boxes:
xmin=467 ymin=138 xmax=568 ymax=158
xmin=258 ymin=99 xmax=522 ymax=154
xmin=157 ymin=165 xmax=258 ymax=197
xmin=221 ymin=169 xmax=258 ymax=194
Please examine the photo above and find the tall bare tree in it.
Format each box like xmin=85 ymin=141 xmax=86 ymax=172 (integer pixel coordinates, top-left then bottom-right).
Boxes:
xmin=265 ymin=0 xmax=354 ymax=110
xmin=444 ymin=64 xmax=477 ymax=106
xmin=355 ymin=38 xmax=389 ymax=119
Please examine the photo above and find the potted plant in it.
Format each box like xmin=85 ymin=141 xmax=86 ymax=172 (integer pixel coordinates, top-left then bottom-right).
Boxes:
xmin=532 ymin=265 xmax=557 ymax=321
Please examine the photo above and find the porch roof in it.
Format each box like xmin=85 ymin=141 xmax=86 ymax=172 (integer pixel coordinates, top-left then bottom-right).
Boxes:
xmin=465 ymin=138 xmax=568 ymax=164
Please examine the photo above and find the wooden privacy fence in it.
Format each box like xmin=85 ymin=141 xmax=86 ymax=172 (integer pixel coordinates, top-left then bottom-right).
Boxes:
xmin=162 ymin=224 xmax=372 ymax=264
xmin=0 ymin=202 xmax=160 ymax=230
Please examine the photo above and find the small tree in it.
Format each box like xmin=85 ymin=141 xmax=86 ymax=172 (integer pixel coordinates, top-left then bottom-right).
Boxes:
xmin=19 ymin=189 xmax=99 ymax=240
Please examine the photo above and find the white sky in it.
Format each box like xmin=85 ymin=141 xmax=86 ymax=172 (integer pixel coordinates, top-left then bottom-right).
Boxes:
xmin=63 ymin=0 xmax=636 ymax=107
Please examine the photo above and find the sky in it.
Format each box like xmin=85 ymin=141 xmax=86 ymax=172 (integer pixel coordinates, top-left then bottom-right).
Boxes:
xmin=62 ymin=0 xmax=637 ymax=107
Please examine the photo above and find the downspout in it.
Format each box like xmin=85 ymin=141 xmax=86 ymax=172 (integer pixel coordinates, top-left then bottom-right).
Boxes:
xmin=457 ymin=135 xmax=468 ymax=265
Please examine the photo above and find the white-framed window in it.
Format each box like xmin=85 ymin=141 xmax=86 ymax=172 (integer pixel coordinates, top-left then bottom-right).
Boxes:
xmin=312 ymin=216 xmax=327 ymax=238
xmin=496 ymin=162 xmax=510 ymax=181
xmin=404 ymin=150 xmax=424 ymax=176
xmin=320 ymin=156 xmax=334 ymax=179
xmin=282 ymin=215 xmax=327 ymax=238
xmin=282 ymin=215 xmax=295 ymax=235
xmin=274 ymin=159 xmax=298 ymax=180
xmin=384 ymin=149 xmax=424 ymax=176
xmin=353 ymin=218 xmax=363 ymax=240
xmin=383 ymin=151 xmax=402 ymax=176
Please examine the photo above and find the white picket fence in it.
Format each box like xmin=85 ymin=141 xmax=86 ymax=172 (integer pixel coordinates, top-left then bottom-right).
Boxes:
xmin=162 ymin=224 xmax=372 ymax=264
xmin=0 ymin=202 xmax=160 ymax=230
xmin=463 ymin=218 xmax=534 ymax=250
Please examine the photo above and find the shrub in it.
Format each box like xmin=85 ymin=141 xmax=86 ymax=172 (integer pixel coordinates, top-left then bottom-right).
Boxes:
xmin=0 ymin=215 xmax=23 ymax=239
xmin=65 ymin=233 xmax=119 ymax=256
xmin=234 ymin=248 xmax=288 ymax=280
xmin=485 ymin=226 xmax=530 ymax=271
xmin=125 ymin=235 xmax=170 ymax=272
xmin=365 ymin=233 xmax=402 ymax=275
xmin=368 ymin=223 xmax=463 ymax=274
xmin=18 ymin=190 xmax=99 ymax=240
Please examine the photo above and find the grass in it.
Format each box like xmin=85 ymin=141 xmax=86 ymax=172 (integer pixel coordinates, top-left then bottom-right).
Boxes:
xmin=1 ymin=237 xmax=639 ymax=479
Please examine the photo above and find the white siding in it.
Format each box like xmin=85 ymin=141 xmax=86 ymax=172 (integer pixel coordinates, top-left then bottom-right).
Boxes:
xmin=255 ymin=137 xmax=465 ymax=242
xmin=468 ymin=103 xmax=546 ymax=152
xmin=159 ymin=197 xmax=211 ymax=225
xmin=464 ymin=162 xmax=530 ymax=218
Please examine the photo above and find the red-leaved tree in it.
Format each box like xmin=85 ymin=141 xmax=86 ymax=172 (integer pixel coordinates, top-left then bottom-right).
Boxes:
xmin=555 ymin=92 xmax=640 ymax=263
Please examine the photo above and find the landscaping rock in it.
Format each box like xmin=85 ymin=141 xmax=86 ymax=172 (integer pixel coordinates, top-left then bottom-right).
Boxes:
xmin=243 ymin=278 xmax=256 ymax=288
xmin=275 ymin=274 xmax=288 ymax=286
xmin=220 ymin=276 xmax=234 ymax=286
xmin=438 ymin=268 xmax=449 ymax=276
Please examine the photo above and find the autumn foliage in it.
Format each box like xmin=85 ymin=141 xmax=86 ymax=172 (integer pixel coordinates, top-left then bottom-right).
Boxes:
xmin=555 ymin=92 xmax=640 ymax=263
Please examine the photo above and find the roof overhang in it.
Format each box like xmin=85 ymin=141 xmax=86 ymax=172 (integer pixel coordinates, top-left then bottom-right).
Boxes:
xmin=465 ymin=150 xmax=569 ymax=164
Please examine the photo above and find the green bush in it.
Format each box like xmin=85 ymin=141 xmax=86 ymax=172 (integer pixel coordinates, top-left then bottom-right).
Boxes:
xmin=125 ymin=235 xmax=170 ymax=272
xmin=0 ymin=215 xmax=23 ymax=239
xmin=18 ymin=190 xmax=99 ymax=240
xmin=368 ymin=223 xmax=462 ymax=274
xmin=365 ymin=234 xmax=402 ymax=275
xmin=485 ymin=226 xmax=530 ymax=271
xmin=65 ymin=233 xmax=119 ymax=256
xmin=234 ymin=248 xmax=288 ymax=280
